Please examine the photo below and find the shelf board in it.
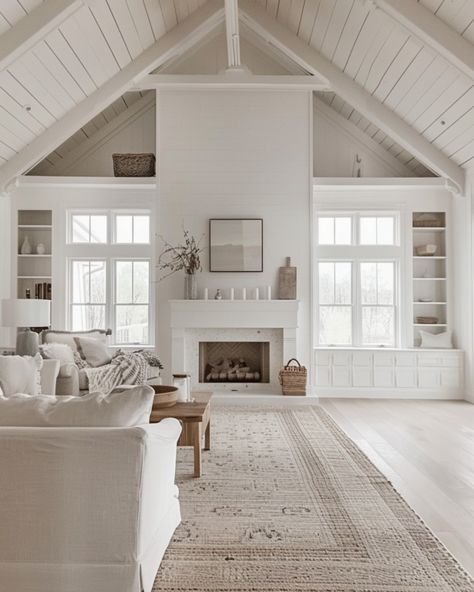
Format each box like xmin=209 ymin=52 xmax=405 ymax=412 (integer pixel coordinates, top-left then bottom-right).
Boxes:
xmin=17 ymin=276 xmax=51 ymax=279
xmin=17 ymin=254 xmax=51 ymax=257
xmin=412 ymin=256 xmax=446 ymax=260
xmin=413 ymin=301 xmax=447 ymax=305
xmin=18 ymin=225 xmax=52 ymax=229
xmin=414 ymin=323 xmax=447 ymax=327
xmin=413 ymin=277 xmax=446 ymax=280
xmin=412 ymin=227 xmax=445 ymax=231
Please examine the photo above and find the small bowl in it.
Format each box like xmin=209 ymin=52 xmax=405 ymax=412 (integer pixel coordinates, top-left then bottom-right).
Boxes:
xmin=416 ymin=244 xmax=437 ymax=256
xmin=151 ymin=385 xmax=178 ymax=408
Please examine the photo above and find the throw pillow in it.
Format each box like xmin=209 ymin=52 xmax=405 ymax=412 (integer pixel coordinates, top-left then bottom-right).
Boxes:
xmin=419 ymin=330 xmax=453 ymax=349
xmin=74 ymin=336 xmax=112 ymax=367
xmin=0 ymin=385 xmax=154 ymax=427
xmin=0 ymin=355 xmax=42 ymax=396
xmin=41 ymin=342 xmax=75 ymax=365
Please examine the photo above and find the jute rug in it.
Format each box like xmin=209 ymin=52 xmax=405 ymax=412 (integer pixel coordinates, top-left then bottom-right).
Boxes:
xmin=153 ymin=405 xmax=474 ymax=591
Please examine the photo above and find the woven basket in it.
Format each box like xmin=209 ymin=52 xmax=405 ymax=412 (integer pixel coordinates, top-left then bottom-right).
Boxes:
xmin=112 ymin=153 xmax=156 ymax=177
xmin=416 ymin=316 xmax=438 ymax=324
xmin=279 ymin=358 xmax=307 ymax=396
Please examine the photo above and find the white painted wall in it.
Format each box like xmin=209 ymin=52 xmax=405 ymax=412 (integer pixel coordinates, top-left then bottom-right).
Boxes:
xmin=0 ymin=193 xmax=11 ymax=348
xmin=157 ymin=90 xmax=312 ymax=384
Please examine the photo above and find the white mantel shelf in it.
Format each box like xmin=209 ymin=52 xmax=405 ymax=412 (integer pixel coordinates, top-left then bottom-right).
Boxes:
xmin=170 ymin=299 xmax=299 ymax=329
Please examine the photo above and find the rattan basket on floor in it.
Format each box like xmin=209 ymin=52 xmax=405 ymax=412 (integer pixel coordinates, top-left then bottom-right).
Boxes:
xmin=112 ymin=153 xmax=156 ymax=177
xmin=279 ymin=358 xmax=307 ymax=396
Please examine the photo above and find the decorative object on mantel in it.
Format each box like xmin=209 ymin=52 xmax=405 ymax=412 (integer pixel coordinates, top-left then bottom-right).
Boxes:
xmin=416 ymin=244 xmax=437 ymax=256
xmin=279 ymin=257 xmax=297 ymax=299
xmin=36 ymin=243 xmax=46 ymax=255
xmin=20 ymin=236 xmax=31 ymax=254
xmin=214 ymin=289 xmax=222 ymax=300
xmin=203 ymin=288 xmax=209 ymax=300
xmin=209 ymin=218 xmax=263 ymax=272
xmin=112 ymin=153 xmax=155 ymax=177
xmin=158 ymin=228 xmax=204 ymax=300
xmin=278 ymin=358 xmax=306 ymax=396
xmin=241 ymin=287 xmax=247 ymax=300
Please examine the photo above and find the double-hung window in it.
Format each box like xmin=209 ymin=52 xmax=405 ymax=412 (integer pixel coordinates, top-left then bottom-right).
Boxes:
xmin=67 ymin=210 xmax=153 ymax=345
xmin=315 ymin=212 xmax=399 ymax=347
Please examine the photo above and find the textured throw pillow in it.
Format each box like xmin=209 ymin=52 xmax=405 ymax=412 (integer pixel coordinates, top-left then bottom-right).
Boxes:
xmin=0 ymin=355 xmax=42 ymax=396
xmin=0 ymin=385 xmax=154 ymax=427
xmin=419 ymin=330 xmax=453 ymax=349
xmin=41 ymin=342 xmax=75 ymax=365
xmin=74 ymin=336 xmax=112 ymax=367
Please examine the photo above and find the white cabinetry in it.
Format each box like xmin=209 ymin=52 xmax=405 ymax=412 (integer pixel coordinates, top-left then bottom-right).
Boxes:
xmin=314 ymin=348 xmax=463 ymax=398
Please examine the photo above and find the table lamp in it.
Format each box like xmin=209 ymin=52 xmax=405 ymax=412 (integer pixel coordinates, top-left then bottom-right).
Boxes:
xmin=1 ymin=299 xmax=51 ymax=356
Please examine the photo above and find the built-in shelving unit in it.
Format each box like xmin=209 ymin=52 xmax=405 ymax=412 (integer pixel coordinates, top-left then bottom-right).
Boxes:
xmin=412 ymin=212 xmax=447 ymax=346
xmin=17 ymin=210 xmax=53 ymax=315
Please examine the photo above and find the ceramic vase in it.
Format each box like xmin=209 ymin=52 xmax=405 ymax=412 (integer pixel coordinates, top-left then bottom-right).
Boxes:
xmin=184 ymin=273 xmax=197 ymax=300
xmin=20 ymin=236 xmax=31 ymax=254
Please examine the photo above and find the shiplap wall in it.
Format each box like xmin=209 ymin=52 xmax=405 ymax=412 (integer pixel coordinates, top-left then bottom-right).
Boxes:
xmin=0 ymin=195 xmax=11 ymax=347
xmin=156 ymin=90 xmax=312 ymax=383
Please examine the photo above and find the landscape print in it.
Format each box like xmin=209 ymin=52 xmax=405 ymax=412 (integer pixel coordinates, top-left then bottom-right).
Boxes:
xmin=209 ymin=219 xmax=263 ymax=272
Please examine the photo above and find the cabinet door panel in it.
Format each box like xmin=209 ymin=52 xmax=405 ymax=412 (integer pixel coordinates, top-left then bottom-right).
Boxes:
xmin=395 ymin=367 xmax=416 ymax=388
xmin=353 ymin=352 xmax=372 ymax=367
xmin=353 ymin=366 xmax=372 ymax=387
xmin=314 ymin=366 xmax=331 ymax=387
xmin=418 ymin=368 xmax=440 ymax=388
xmin=374 ymin=352 xmax=394 ymax=366
xmin=440 ymin=368 xmax=461 ymax=389
xmin=374 ymin=367 xmax=394 ymax=387
xmin=396 ymin=353 xmax=416 ymax=367
xmin=332 ymin=366 xmax=351 ymax=387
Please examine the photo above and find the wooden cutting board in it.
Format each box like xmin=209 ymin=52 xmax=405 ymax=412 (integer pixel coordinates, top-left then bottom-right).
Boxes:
xmin=279 ymin=257 xmax=297 ymax=299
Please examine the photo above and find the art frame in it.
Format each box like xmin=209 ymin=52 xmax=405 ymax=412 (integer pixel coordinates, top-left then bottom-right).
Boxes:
xmin=209 ymin=218 xmax=263 ymax=272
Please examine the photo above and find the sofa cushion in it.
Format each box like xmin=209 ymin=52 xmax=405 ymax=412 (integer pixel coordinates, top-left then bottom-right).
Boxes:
xmin=74 ymin=336 xmax=112 ymax=367
xmin=41 ymin=342 xmax=75 ymax=365
xmin=0 ymin=355 xmax=43 ymax=396
xmin=0 ymin=385 xmax=154 ymax=427
xmin=419 ymin=330 xmax=453 ymax=349
xmin=42 ymin=329 xmax=108 ymax=353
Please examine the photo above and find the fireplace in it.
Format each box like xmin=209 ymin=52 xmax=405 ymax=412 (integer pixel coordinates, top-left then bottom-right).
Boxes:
xmin=199 ymin=341 xmax=270 ymax=383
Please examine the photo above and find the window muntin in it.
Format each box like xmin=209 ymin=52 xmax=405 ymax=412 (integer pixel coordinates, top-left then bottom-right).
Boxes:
xmin=114 ymin=214 xmax=150 ymax=244
xmin=71 ymin=214 xmax=107 ymax=244
xmin=115 ymin=260 xmax=150 ymax=345
xmin=70 ymin=260 xmax=106 ymax=330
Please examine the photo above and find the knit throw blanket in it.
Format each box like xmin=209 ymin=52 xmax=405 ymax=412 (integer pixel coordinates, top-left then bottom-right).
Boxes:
xmin=84 ymin=351 xmax=157 ymax=393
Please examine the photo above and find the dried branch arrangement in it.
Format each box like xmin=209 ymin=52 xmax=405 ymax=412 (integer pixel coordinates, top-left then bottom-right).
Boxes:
xmin=158 ymin=228 xmax=204 ymax=279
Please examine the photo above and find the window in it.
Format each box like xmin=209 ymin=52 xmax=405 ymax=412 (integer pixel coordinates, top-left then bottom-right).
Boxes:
xmin=315 ymin=211 xmax=399 ymax=347
xmin=115 ymin=261 xmax=150 ymax=344
xmin=71 ymin=214 xmax=107 ymax=243
xmin=67 ymin=210 xmax=153 ymax=345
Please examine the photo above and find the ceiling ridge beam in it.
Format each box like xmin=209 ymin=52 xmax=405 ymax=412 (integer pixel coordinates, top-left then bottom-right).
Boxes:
xmin=374 ymin=0 xmax=474 ymax=82
xmin=239 ymin=0 xmax=465 ymax=194
xmin=0 ymin=0 xmax=83 ymax=72
xmin=0 ymin=0 xmax=224 ymax=189
xmin=314 ymin=97 xmax=417 ymax=177
xmin=34 ymin=93 xmax=156 ymax=176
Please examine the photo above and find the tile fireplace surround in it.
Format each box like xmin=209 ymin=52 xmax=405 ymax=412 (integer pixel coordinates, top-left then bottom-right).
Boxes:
xmin=169 ymin=300 xmax=299 ymax=393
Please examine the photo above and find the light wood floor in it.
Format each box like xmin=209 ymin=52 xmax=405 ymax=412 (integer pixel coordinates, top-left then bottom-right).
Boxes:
xmin=320 ymin=398 xmax=474 ymax=578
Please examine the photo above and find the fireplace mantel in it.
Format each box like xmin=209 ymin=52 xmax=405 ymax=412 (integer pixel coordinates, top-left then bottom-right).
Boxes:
xmin=169 ymin=300 xmax=300 ymax=391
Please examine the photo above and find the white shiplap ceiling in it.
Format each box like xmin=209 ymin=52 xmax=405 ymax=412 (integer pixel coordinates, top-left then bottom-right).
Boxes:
xmin=0 ymin=0 xmax=472 ymax=187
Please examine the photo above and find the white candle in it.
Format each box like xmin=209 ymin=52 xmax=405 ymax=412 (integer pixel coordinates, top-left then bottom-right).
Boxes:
xmin=266 ymin=286 xmax=272 ymax=300
xmin=229 ymin=288 xmax=234 ymax=300
xmin=242 ymin=288 xmax=247 ymax=300
xmin=203 ymin=288 xmax=208 ymax=300
xmin=255 ymin=287 xmax=260 ymax=300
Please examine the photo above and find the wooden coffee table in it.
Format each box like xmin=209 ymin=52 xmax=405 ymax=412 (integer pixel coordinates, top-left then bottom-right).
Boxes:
xmin=150 ymin=392 xmax=212 ymax=478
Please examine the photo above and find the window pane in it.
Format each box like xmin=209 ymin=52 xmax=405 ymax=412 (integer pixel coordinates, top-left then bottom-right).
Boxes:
xmin=116 ymin=261 xmax=133 ymax=303
xmin=116 ymin=215 xmax=133 ymax=243
xmin=72 ymin=215 xmax=89 ymax=243
xmin=318 ymin=218 xmax=334 ymax=244
xmin=133 ymin=261 xmax=149 ymax=303
xmin=377 ymin=217 xmax=394 ymax=245
xmin=72 ymin=260 xmax=90 ymax=303
xmin=319 ymin=262 xmax=334 ymax=304
xmin=335 ymin=217 xmax=351 ymax=245
xmin=377 ymin=262 xmax=394 ymax=304
xmin=90 ymin=215 xmax=107 ymax=243
xmin=362 ymin=307 xmax=394 ymax=345
xmin=319 ymin=306 xmax=352 ymax=345
xmin=335 ymin=262 xmax=351 ymax=304
xmin=133 ymin=216 xmax=150 ymax=243
xmin=89 ymin=261 xmax=106 ymax=303
xmin=360 ymin=262 xmax=377 ymax=305
xmin=360 ymin=217 xmax=376 ymax=244
xmin=116 ymin=305 xmax=149 ymax=344
xmin=72 ymin=305 xmax=105 ymax=331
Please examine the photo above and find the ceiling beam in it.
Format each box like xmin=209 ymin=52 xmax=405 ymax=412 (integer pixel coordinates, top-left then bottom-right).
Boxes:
xmin=133 ymin=73 xmax=328 ymax=90
xmin=0 ymin=0 xmax=83 ymax=72
xmin=374 ymin=0 xmax=474 ymax=81
xmin=224 ymin=0 xmax=241 ymax=68
xmin=0 ymin=0 xmax=224 ymax=189
xmin=239 ymin=0 xmax=465 ymax=193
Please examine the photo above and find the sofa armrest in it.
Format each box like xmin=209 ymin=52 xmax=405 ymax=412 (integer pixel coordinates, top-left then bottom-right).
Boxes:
xmin=40 ymin=359 xmax=60 ymax=395
xmin=56 ymin=363 xmax=80 ymax=396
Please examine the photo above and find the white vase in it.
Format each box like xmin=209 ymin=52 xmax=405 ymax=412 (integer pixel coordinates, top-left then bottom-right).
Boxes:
xmin=20 ymin=236 xmax=31 ymax=254
xmin=36 ymin=243 xmax=46 ymax=255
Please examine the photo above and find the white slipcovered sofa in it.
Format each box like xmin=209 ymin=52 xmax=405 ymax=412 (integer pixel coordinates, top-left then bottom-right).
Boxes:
xmin=0 ymin=391 xmax=181 ymax=592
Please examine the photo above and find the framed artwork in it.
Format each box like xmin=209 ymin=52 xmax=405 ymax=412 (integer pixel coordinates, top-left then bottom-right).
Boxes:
xmin=209 ymin=218 xmax=263 ymax=272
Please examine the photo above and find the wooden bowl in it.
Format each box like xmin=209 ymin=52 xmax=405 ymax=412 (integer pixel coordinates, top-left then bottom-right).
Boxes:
xmin=151 ymin=385 xmax=178 ymax=408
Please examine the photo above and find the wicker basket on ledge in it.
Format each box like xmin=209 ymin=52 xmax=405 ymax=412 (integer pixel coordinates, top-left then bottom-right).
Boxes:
xmin=112 ymin=153 xmax=156 ymax=177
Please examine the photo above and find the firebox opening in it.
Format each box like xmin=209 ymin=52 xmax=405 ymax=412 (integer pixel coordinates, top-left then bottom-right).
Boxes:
xmin=199 ymin=341 xmax=270 ymax=383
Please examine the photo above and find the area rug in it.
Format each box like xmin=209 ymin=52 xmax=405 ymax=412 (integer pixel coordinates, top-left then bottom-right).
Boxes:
xmin=153 ymin=405 xmax=474 ymax=591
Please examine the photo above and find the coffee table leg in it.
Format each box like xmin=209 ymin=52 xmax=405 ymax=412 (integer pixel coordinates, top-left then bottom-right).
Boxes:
xmin=193 ymin=423 xmax=202 ymax=478
xmin=204 ymin=419 xmax=210 ymax=451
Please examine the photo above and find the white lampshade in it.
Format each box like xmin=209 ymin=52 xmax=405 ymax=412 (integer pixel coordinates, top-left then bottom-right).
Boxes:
xmin=1 ymin=299 xmax=51 ymax=328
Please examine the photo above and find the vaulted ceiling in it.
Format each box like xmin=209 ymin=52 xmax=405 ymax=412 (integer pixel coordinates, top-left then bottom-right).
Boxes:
xmin=0 ymin=0 xmax=472 ymax=191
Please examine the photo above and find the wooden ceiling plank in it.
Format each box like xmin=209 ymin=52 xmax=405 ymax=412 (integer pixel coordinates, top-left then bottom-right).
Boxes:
xmin=450 ymin=138 xmax=474 ymax=166
xmin=0 ymin=0 xmax=224 ymax=187
xmin=89 ymin=1 xmax=132 ymax=69
xmin=0 ymin=0 xmax=82 ymax=72
xmin=422 ymin=87 xmax=474 ymax=142
xmin=0 ymin=71 xmax=56 ymax=127
xmin=374 ymin=0 xmax=474 ymax=81
xmin=372 ymin=38 xmax=422 ymax=102
xmin=320 ymin=0 xmax=355 ymax=62
xmin=159 ymin=0 xmax=178 ymax=29
xmin=127 ymin=0 xmax=155 ymax=49
xmin=363 ymin=27 xmax=409 ymax=95
xmin=332 ymin=1 xmax=370 ymax=71
xmin=0 ymin=0 xmax=28 ymax=25
xmin=240 ymin=0 xmax=465 ymax=191
xmin=297 ymin=0 xmax=321 ymax=44
xmin=111 ymin=0 xmax=145 ymax=59
xmin=0 ymin=86 xmax=45 ymax=135
xmin=287 ymin=0 xmax=305 ymax=35
xmin=143 ymin=0 xmax=167 ymax=40
xmin=309 ymin=0 xmax=337 ymax=52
